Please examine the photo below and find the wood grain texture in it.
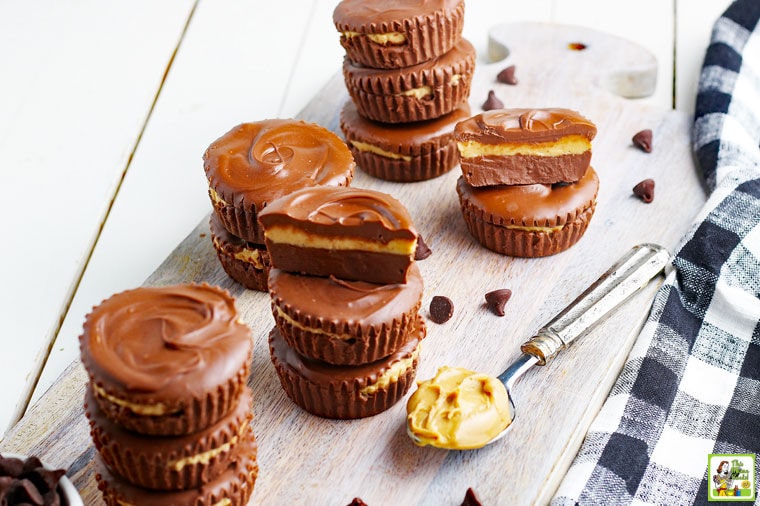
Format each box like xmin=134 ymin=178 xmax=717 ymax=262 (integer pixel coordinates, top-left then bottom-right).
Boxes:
xmin=3 ymin=24 xmax=707 ymax=505
xmin=0 ymin=0 xmax=196 ymax=435
xmin=31 ymin=0 xmax=325 ymax=411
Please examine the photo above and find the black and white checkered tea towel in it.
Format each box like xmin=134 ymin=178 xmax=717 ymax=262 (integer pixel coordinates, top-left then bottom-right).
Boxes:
xmin=552 ymin=1 xmax=760 ymax=504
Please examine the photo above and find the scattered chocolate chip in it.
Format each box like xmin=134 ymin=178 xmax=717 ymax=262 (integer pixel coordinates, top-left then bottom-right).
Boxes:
xmin=429 ymin=295 xmax=454 ymax=324
xmin=414 ymin=234 xmax=432 ymax=260
xmin=461 ymin=487 xmax=483 ymax=506
xmin=496 ymin=65 xmax=518 ymax=85
xmin=568 ymin=42 xmax=587 ymax=51
xmin=347 ymin=498 xmax=368 ymax=506
xmin=633 ymin=178 xmax=655 ymax=203
xmin=485 ymin=289 xmax=512 ymax=316
xmin=632 ymin=129 xmax=653 ymax=152
xmin=481 ymin=90 xmax=504 ymax=111
xmin=551 ymin=181 xmax=572 ymax=189
xmin=199 ymin=233 xmax=207 ymax=238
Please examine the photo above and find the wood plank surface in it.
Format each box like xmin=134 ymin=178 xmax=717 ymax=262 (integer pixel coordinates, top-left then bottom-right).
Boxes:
xmin=2 ymin=23 xmax=707 ymax=505
xmin=31 ymin=0 xmax=723 ymax=440
xmin=30 ymin=0 xmax=327 ymax=410
xmin=0 ymin=0 xmax=196 ymax=435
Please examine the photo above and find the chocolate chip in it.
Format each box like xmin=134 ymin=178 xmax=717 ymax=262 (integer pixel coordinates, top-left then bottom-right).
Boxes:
xmin=461 ymin=487 xmax=483 ymax=506
xmin=481 ymin=90 xmax=504 ymax=111
xmin=8 ymin=478 xmax=45 ymax=505
xmin=429 ymin=296 xmax=454 ymax=324
xmin=347 ymin=498 xmax=368 ymax=506
xmin=633 ymin=178 xmax=655 ymax=203
xmin=496 ymin=65 xmax=518 ymax=85
xmin=632 ymin=129 xmax=653 ymax=152
xmin=0 ymin=457 xmax=24 ymax=477
xmin=552 ymin=181 xmax=572 ymax=189
xmin=0 ymin=454 xmax=65 ymax=506
xmin=485 ymin=289 xmax=512 ymax=316
xmin=414 ymin=234 xmax=432 ymax=260
xmin=568 ymin=42 xmax=587 ymax=51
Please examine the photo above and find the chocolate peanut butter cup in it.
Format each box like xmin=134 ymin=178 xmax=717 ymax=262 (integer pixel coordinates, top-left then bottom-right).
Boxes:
xmin=204 ymin=119 xmax=355 ymax=244
xmin=210 ymin=213 xmax=271 ymax=291
xmin=268 ymin=319 xmax=425 ymax=419
xmin=455 ymin=108 xmax=597 ymax=186
xmin=333 ymin=0 xmax=465 ymax=69
xmin=79 ymin=284 xmax=252 ymax=436
xmin=268 ymin=263 xmax=423 ymax=366
xmin=340 ymin=100 xmax=470 ymax=182
xmin=258 ymin=186 xmax=418 ymax=285
xmin=343 ymin=38 xmax=475 ymax=124
xmin=94 ymin=435 xmax=258 ymax=506
xmin=456 ymin=168 xmax=599 ymax=257
xmin=86 ymin=387 xmax=254 ymax=491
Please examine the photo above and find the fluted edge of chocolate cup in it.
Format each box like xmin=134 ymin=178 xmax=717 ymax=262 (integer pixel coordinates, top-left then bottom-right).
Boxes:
xmin=459 ymin=201 xmax=597 ymax=257
xmin=346 ymin=79 xmax=472 ymax=123
xmin=211 ymin=195 xmax=264 ymax=244
xmin=268 ymin=324 xmax=424 ymax=419
xmin=87 ymin=388 xmax=254 ymax=491
xmin=342 ymin=39 xmax=475 ymax=123
xmin=335 ymin=0 xmax=465 ymax=69
xmin=88 ymin=365 xmax=249 ymax=437
xmin=211 ymin=239 xmax=270 ymax=292
xmin=350 ymin=141 xmax=459 ymax=182
xmin=94 ymin=436 xmax=258 ymax=506
xmin=271 ymin=298 xmax=421 ymax=365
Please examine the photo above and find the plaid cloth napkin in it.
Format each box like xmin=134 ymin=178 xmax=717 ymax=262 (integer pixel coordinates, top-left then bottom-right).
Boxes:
xmin=552 ymin=1 xmax=760 ymax=504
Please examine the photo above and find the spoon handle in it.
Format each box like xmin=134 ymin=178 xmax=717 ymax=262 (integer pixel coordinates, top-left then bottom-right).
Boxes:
xmin=520 ymin=243 xmax=671 ymax=366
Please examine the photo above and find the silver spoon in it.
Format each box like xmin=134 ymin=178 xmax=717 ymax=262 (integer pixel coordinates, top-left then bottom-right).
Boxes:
xmin=408 ymin=243 xmax=672 ymax=448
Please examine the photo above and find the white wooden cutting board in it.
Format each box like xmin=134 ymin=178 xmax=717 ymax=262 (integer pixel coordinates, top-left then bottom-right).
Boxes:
xmin=0 ymin=24 xmax=706 ymax=505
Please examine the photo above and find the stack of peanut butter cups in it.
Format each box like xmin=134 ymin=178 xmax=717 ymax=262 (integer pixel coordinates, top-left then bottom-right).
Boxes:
xmin=78 ymin=284 xmax=258 ymax=506
xmin=334 ymin=0 xmax=475 ymax=182
xmin=259 ymin=185 xmax=426 ymax=419
xmin=202 ymin=120 xmax=355 ymax=291
xmin=454 ymin=108 xmax=600 ymax=257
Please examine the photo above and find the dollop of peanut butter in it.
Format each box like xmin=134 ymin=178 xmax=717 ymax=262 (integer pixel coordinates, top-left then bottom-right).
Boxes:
xmin=406 ymin=366 xmax=512 ymax=449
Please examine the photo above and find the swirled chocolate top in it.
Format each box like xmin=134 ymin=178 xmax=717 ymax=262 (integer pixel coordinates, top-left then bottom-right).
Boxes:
xmin=203 ymin=120 xmax=354 ymax=209
xmin=340 ymin=100 xmax=471 ymax=154
xmin=333 ymin=0 xmax=462 ymax=29
xmin=269 ymin=262 xmax=423 ymax=328
xmin=456 ymin=168 xmax=599 ymax=227
xmin=80 ymin=284 xmax=251 ymax=398
xmin=259 ymin=185 xmax=417 ymax=243
xmin=455 ymin=108 xmax=597 ymax=145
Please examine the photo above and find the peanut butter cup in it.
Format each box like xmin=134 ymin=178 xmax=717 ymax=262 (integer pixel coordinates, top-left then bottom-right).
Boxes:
xmin=79 ymin=284 xmax=252 ymax=436
xmin=86 ymin=387 xmax=254 ymax=491
xmin=258 ymin=186 xmax=418 ymax=285
xmin=204 ymin=119 xmax=355 ymax=244
xmin=94 ymin=436 xmax=258 ymax=506
xmin=268 ymin=263 xmax=423 ymax=366
xmin=340 ymin=100 xmax=470 ymax=182
xmin=268 ymin=318 xmax=425 ymax=419
xmin=333 ymin=0 xmax=465 ymax=69
xmin=342 ymin=38 xmax=475 ymax=124
xmin=455 ymin=108 xmax=597 ymax=186
xmin=456 ymin=168 xmax=599 ymax=257
xmin=209 ymin=213 xmax=271 ymax=291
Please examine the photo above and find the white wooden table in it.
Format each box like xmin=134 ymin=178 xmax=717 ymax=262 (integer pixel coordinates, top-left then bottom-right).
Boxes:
xmin=0 ymin=0 xmax=731 ymax=495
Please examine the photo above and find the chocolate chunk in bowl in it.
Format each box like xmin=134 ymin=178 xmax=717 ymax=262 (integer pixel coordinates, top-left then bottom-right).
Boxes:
xmin=0 ymin=453 xmax=82 ymax=506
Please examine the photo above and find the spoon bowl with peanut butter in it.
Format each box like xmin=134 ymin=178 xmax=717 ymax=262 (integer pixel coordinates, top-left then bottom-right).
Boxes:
xmin=406 ymin=243 xmax=671 ymax=450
